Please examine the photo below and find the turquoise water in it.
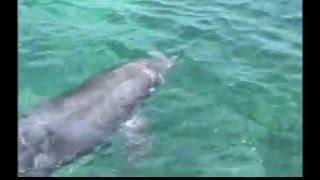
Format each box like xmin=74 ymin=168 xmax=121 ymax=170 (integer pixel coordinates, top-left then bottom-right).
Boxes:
xmin=18 ymin=0 xmax=302 ymax=177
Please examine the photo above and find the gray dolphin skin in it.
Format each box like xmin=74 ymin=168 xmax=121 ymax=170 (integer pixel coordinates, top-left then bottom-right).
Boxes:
xmin=18 ymin=51 xmax=177 ymax=177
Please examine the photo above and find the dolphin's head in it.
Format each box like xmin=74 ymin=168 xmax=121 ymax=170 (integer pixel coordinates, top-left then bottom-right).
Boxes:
xmin=144 ymin=51 xmax=178 ymax=76
xmin=119 ymin=51 xmax=177 ymax=100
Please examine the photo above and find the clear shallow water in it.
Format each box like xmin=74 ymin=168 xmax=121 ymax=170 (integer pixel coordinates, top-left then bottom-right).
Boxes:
xmin=18 ymin=0 xmax=302 ymax=177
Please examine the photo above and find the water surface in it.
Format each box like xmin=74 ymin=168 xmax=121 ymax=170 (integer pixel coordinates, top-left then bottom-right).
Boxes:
xmin=18 ymin=0 xmax=302 ymax=177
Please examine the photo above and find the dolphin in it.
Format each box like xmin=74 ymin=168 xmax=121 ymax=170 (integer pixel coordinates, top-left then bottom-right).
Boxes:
xmin=18 ymin=51 xmax=177 ymax=177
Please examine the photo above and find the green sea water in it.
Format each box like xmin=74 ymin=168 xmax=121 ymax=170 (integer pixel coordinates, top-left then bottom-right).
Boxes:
xmin=18 ymin=0 xmax=302 ymax=177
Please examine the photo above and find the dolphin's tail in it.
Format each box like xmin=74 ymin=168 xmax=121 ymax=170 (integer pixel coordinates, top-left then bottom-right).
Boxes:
xmin=147 ymin=50 xmax=178 ymax=68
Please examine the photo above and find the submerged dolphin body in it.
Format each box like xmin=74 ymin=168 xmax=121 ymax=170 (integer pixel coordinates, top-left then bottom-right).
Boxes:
xmin=18 ymin=51 xmax=177 ymax=177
